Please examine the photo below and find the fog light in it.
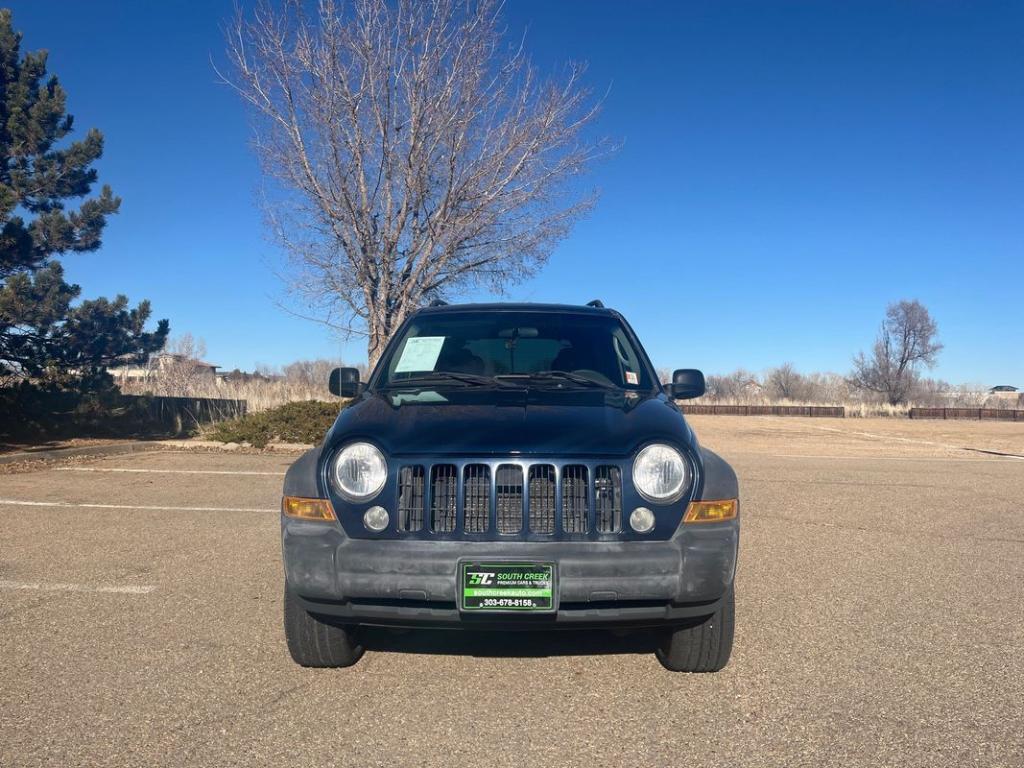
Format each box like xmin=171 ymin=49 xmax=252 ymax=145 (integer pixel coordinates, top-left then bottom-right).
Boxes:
xmin=629 ymin=506 xmax=656 ymax=533
xmin=363 ymin=505 xmax=390 ymax=532
xmin=683 ymin=499 xmax=738 ymax=523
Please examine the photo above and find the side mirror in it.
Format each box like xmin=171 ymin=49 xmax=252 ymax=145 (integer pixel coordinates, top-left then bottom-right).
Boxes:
xmin=329 ymin=367 xmax=362 ymax=398
xmin=667 ymin=369 xmax=705 ymax=399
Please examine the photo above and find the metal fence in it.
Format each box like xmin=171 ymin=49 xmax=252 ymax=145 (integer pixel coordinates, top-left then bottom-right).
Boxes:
xmin=909 ymin=407 xmax=1024 ymax=421
xmin=680 ymin=404 xmax=845 ymax=418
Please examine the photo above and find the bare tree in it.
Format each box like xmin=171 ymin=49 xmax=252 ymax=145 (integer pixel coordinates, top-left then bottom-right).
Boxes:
xmin=156 ymin=333 xmax=211 ymax=397
xmin=764 ymin=363 xmax=812 ymax=402
xmin=283 ymin=359 xmax=336 ymax=388
xmin=849 ymin=300 xmax=943 ymax=405
xmin=805 ymin=371 xmax=849 ymax=404
xmin=705 ymin=369 xmax=761 ymax=403
xmin=225 ymin=0 xmax=609 ymax=366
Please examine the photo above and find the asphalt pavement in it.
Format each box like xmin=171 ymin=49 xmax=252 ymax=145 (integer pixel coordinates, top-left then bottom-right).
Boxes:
xmin=1 ymin=420 xmax=1022 ymax=767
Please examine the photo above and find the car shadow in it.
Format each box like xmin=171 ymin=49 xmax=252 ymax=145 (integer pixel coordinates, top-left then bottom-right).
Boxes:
xmin=358 ymin=627 xmax=661 ymax=658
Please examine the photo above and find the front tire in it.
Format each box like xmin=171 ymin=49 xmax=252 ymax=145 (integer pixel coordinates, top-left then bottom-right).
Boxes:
xmin=656 ymin=585 xmax=735 ymax=672
xmin=283 ymin=584 xmax=364 ymax=668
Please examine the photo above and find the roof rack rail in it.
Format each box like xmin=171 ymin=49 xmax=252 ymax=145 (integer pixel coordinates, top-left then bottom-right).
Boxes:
xmin=428 ymin=299 xmax=448 ymax=307
xmin=586 ymin=299 xmax=605 ymax=308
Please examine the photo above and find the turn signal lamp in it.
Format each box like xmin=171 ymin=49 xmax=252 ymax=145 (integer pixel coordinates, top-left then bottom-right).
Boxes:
xmin=683 ymin=499 xmax=738 ymax=524
xmin=282 ymin=497 xmax=336 ymax=521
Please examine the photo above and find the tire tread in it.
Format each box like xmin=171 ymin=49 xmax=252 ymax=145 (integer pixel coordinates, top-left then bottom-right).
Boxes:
xmin=283 ymin=585 xmax=364 ymax=668
xmin=656 ymin=586 xmax=735 ymax=673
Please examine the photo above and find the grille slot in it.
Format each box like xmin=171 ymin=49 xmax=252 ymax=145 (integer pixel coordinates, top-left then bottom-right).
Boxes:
xmin=430 ymin=464 xmax=457 ymax=533
xmin=495 ymin=465 xmax=524 ymax=534
xmin=528 ymin=465 xmax=556 ymax=534
xmin=562 ymin=465 xmax=589 ymax=533
xmin=463 ymin=464 xmax=491 ymax=533
xmin=397 ymin=466 xmax=425 ymax=532
xmin=594 ymin=466 xmax=622 ymax=533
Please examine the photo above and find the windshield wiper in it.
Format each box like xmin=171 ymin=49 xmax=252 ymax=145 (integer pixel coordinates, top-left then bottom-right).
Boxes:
xmin=496 ymin=371 xmax=620 ymax=390
xmin=384 ymin=371 xmax=496 ymax=388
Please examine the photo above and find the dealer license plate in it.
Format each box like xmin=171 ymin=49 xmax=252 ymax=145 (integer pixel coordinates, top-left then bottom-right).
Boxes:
xmin=459 ymin=562 xmax=556 ymax=612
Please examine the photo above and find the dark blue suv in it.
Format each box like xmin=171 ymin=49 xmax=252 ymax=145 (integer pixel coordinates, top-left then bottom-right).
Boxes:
xmin=280 ymin=302 xmax=739 ymax=672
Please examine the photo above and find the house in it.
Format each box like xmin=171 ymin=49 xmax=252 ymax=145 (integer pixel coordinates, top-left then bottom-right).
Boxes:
xmin=109 ymin=353 xmax=220 ymax=383
xmin=988 ymin=385 xmax=1021 ymax=404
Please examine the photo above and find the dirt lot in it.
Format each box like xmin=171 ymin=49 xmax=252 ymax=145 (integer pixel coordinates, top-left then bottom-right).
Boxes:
xmin=1 ymin=418 xmax=1022 ymax=767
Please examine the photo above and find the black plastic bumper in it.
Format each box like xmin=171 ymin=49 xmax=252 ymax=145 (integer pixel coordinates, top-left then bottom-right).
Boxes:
xmin=282 ymin=518 xmax=739 ymax=629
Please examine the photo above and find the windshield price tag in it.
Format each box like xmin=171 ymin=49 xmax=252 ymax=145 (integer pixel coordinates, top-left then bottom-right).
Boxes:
xmin=394 ymin=336 xmax=445 ymax=373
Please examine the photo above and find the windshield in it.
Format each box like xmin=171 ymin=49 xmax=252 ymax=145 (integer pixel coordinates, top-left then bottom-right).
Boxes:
xmin=376 ymin=311 xmax=655 ymax=390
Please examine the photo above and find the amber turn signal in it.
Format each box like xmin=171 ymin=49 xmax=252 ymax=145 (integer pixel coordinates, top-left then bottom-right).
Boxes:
xmin=683 ymin=499 xmax=738 ymax=523
xmin=282 ymin=496 xmax=336 ymax=521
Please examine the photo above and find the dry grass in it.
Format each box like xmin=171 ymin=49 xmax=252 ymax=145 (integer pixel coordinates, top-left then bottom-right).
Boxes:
xmin=683 ymin=396 xmax=913 ymax=418
xmin=118 ymin=377 xmax=331 ymax=413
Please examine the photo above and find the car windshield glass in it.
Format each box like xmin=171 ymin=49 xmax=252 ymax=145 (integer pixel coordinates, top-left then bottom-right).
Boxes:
xmin=377 ymin=311 xmax=654 ymax=390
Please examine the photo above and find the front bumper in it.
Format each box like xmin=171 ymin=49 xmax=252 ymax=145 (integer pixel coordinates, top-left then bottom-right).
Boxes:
xmin=282 ymin=517 xmax=739 ymax=629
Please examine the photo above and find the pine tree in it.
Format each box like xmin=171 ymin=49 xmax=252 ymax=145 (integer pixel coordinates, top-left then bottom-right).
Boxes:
xmin=0 ymin=8 xmax=167 ymax=388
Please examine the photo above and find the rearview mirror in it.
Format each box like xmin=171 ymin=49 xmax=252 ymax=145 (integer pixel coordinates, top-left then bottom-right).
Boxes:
xmin=666 ymin=369 xmax=705 ymax=399
xmin=329 ymin=367 xmax=362 ymax=398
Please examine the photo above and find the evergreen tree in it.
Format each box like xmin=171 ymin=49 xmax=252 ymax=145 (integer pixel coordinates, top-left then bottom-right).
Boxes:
xmin=0 ymin=8 xmax=167 ymax=387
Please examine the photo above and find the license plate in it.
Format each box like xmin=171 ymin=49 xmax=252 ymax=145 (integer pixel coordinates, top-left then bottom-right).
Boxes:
xmin=459 ymin=562 xmax=556 ymax=612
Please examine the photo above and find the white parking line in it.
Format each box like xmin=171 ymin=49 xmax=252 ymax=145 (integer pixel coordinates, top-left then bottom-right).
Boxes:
xmin=56 ymin=467 xmax=286 ymax=476
xmin=0 ymin=499 xmax=276 ymax=513
xmin=0 ymin=580 xmax=154 ymax=595
xmin=763 ymin=454 xmax=1023 ymax=463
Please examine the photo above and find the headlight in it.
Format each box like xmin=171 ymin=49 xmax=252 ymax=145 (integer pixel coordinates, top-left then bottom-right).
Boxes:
xmin=632 ymin=444 xmax=688 ymax=502
xmin=331 ymin=442 xmax=387 ymax=501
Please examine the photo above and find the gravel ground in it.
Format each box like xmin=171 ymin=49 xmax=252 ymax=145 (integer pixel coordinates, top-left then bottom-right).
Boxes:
xmin=1 ymin=418 xmax=1022 ymax=767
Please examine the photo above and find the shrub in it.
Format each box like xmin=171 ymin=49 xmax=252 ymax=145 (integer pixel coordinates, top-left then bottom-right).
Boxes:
xmin=207 ymin=400 xmax=342 ymax=448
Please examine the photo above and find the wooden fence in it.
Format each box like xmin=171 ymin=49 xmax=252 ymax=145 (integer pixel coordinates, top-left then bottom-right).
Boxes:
xmin=909 ymin=407 xmax=1024 ymax=421
xmin=680 ymin=404 xmax=845 ymax=418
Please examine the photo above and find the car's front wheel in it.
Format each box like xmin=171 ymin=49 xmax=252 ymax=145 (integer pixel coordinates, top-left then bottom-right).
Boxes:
xmin=283 ymin=584 xmax=364 ymax=668
xmin=655 ymin=585 xmax=735 ymax=672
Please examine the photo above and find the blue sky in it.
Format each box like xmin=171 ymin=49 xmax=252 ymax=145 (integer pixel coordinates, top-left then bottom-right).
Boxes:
xmin=7 ymin=1 xmax=1023 ymax=384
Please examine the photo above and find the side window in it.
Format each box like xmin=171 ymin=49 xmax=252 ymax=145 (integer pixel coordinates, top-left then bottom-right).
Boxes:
xmin=612 ymin=330 xmax=643 ymax=386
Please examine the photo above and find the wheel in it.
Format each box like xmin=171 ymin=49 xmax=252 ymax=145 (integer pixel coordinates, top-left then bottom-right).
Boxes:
xmin=655 ymin=585 xmax=735 ymax=672
xmin=283 ymin=584 xmax=364 ymax=668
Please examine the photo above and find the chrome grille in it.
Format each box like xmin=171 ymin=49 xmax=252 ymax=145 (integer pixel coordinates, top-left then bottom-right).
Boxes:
xmin=430 ymin=464 xmax=457 ymax=533
xmin=562 ymin=465 xmax=589 ymax=533
xmin=528 ymin=465 xmax=556 ymax=534
xmin=463 ymin=464 xmax=490 ymax=533
xmin=395 ymin=460 xmax=624 ymax=536
xmin=594 ymin=466 xmax=622 ymax=533
xmin=496 ymin=465 xmax=523 ymax=534
xmin=397 ymin=466 xmax=425 ymax=531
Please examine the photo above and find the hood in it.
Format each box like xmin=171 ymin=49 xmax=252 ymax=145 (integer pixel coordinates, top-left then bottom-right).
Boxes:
xmin=326 ymin=386 xmax=693 ymax=457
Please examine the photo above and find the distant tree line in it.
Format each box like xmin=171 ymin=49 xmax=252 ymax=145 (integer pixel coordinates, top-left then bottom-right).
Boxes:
xmin=669 ymin=300 xmax=1011 ymax=409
